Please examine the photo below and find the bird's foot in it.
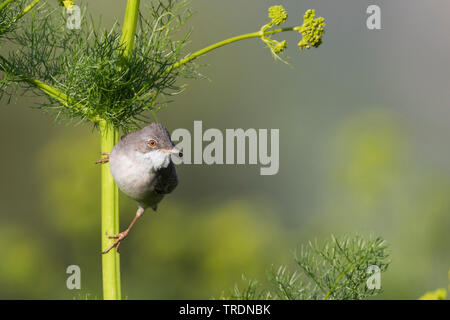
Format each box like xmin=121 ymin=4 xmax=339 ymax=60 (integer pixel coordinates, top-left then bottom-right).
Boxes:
xmin=96 ymin=154 xmax=109 ymax=164
xmin=102 ymin=230 xmax=129 ymax=254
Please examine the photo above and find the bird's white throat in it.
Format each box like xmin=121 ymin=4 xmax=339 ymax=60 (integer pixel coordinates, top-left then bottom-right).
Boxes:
xmin=137 ymin=150 xmax=171 ymax=171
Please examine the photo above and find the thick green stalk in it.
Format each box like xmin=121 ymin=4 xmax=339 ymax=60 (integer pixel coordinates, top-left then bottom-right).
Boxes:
xmin=100 ymin=120 xmax=121 ymax=300
xmin=120 ymin=0 xmax=140 ymax=59
xmin=100 ymin=0 xmax=140 ymax=301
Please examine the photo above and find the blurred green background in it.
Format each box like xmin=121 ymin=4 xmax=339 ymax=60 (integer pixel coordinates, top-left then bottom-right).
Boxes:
xmin=0 ymin=0 xmax=449 ymax=299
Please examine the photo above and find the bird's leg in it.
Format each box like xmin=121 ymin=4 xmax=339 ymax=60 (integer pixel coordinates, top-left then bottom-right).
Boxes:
xmin=96 ymin=152 xmax=110 ymax=164
xmin=102 ymin=207 xmax=144 ymax=254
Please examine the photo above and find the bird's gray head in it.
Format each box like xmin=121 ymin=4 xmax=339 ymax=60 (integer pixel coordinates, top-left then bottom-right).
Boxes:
xmin=124 ymin=123 xmax=182 ymax=170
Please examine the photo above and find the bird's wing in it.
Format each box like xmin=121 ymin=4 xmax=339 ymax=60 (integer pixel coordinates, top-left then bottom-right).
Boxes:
xmin=154 ymin=160 xmax=179 ymax=194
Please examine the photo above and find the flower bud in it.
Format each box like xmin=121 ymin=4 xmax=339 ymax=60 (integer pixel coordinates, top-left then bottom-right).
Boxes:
xmin=268 ymin=5 xmax=288 ymax=25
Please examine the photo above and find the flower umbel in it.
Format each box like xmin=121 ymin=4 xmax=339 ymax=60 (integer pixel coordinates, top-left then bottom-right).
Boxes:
xmin=58 ymin=0 xmax=74 ymax=9
xmin=268 ymin=5 xmax=288 ymax=26
xmin=273 ymin=40 xmax=287 ymax=54
xmin=260 ymin=5 xmax=289 ymax=60
xmin=296 ymin=9 xmax=326 ymax=50
xmin=419 ymin=288 xmax=447 ymax=300
xmin=258 ymin=6 xmax=325 ymax=60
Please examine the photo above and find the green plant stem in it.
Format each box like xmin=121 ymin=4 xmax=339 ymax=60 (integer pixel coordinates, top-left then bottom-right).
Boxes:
xmin=100 ymin=120 xmax=121 ymax=300
xmin=14 ymin=0 xmax=41 ymax=21
xmin=100 ymin=0 xmax=140 ymax=301
xmin=323 ymin=262 xmax=355 ymax=300
xmin=0 ymin=0 xmax=15 ymax=12
xmin=120 ymin=0 xmax=140 ymax=59
xmin=167 ymin=27 xmax=296 ymax=74
xmin=137 ymin=26 xmax=297 ymax=101
xmin=26 ymin=78 xmax=101 ymax=122
xmin=0 ymin=54 xmax=101 ymax=122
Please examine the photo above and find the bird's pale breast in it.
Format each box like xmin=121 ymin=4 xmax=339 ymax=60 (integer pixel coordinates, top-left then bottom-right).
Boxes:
xmin=109 ymin=149 xmax=161 ymax=207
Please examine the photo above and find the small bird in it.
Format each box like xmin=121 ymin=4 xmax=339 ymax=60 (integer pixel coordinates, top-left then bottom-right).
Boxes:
xmin=97 ymin=123 xmax=182 ymax=253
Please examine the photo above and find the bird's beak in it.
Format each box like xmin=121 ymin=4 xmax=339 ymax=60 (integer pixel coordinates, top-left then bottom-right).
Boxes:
xmin=163 ymin=147 xmax=183 ymax=158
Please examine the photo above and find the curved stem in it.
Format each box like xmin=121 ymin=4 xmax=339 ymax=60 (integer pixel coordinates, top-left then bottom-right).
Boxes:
xmin=136 ymin=26 xmax=296 ymax=101
xmin=166 ymin=27 xmax=295 ymax=74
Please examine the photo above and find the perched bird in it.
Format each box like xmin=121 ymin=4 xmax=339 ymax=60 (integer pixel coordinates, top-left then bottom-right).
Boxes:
xmin=97 ymin=123 xmax=182 ymax=253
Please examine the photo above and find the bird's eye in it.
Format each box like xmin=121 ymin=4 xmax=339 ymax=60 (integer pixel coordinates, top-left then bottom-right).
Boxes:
xmin=148 ymin=139 xmax=157 ymax=147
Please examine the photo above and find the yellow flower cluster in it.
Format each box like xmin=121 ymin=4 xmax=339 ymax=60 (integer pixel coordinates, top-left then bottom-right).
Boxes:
xmin=58 ymin=0 xmax=75 ymax=9
xmin=419 ymin=288 xmax=447 ymax=300
xmin=268 ymin=5 xmax=288 ymax=26
xmin=297 ymin=9 xmax=326 ymax=50
xmin=272 ymin=40 xmax=287 ymax=54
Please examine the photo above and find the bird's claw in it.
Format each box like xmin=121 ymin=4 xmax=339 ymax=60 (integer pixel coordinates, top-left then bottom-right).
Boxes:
xmin=102 ymin=230 xmax=129 ymax=254
xmin=96 ymin=155 xmax=109 ymax=164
